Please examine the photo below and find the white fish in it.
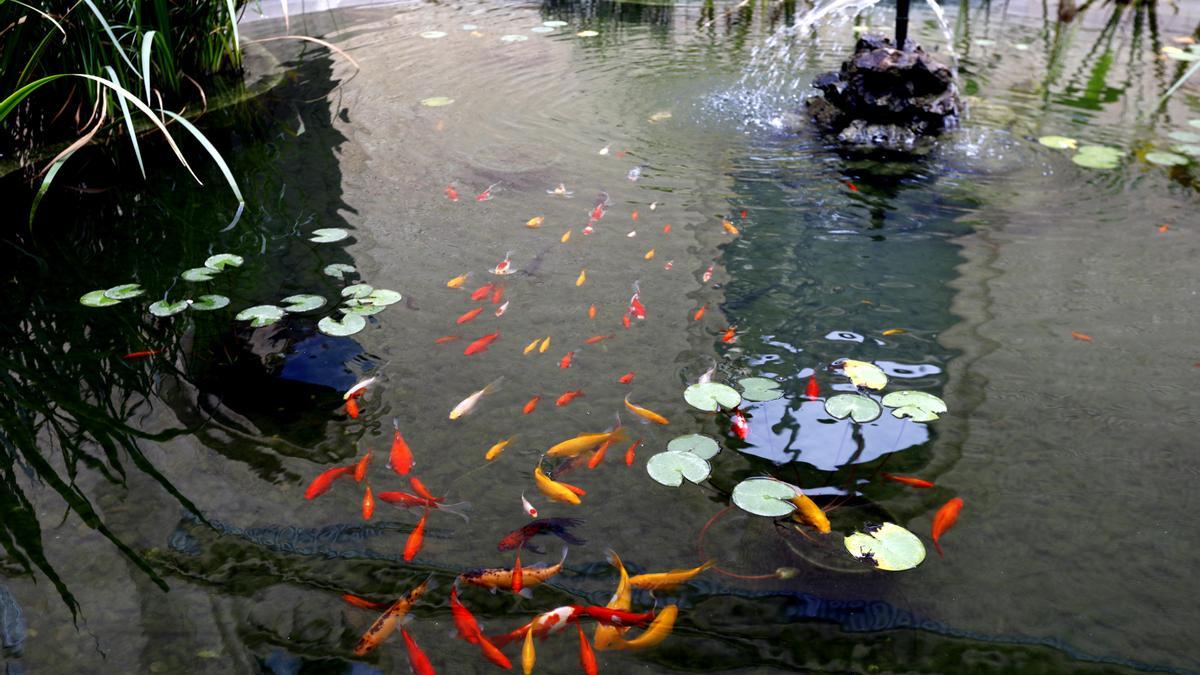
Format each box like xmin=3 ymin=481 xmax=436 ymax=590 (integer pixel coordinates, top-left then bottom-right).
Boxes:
xmin=547 ymin=183 xmax=574 ymax=197
xmin=491 ymin=250 xmax=517 ymax=276
xmin=627 ymin=231 xmax=637 ymax=238
xmin=449 ymin=377 xmax=504 ymax=420
xmin=698 ymin=362 xmax=717 ymax=384
xmin=649 ymin=201 xmax=659 ymax=211
xmin=521 ymin=492 xmax=538 ymax=518
xmin=702 ymin=264 xmax=714 ymax=283
xmin=598 ymin=144 xmax=610 ymax=155
xmin=495 ymin=301 xmax=509 ymax=317
xmin=343 ymin=377 xmax=377 ymax=400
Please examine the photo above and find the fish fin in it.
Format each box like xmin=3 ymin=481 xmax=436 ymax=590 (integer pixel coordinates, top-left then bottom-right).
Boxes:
xmin=527 ymin=544 xmax=547 ymax=555
xmin=517 ymin=588 xmax=534 ymax=600
xmin=559 ymin=546 xmax=570 ymax=565
xmin=481 ymin=376 xmax=505 ymax=396
xmin=440 ymin=500 xmax=473 ymax=522
xmin=606 ymin=549 xmax=623 ymax=568
xmin=398 ymin=613 xmax=414 ymax=627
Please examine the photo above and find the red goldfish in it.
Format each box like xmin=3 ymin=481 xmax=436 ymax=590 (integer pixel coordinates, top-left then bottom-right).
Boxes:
xmin=390 ymin=420 xmax=414 ymax=475
xmin=805 ymin=376 xmax=820 ymax=399
xmin=476 ymin=182 xmax=500 ymax=201
xmin=342 ymin=593 xmax=390 ymax=610
xmin=471 ymin=283 xmax=495 ymax=301
xmin=731 ymin=409 xmax=749 ymax=440
xmin=400 ymin=628 xmax=435 ymax=675
xmin=577 ymin=624 xmax=598 ymax=675
xmin=362 ymin=486 xmax=375 ymax=520
xmin=409 ymin=477 xmax=442 ymax=503
xmin=693 ymin=304 xmax=707 ymax=321
xmin=123 ymin=349 xmax=162 ymax=359
xmin=619 ymin=372 xmax=635 ymax=384
xmin=457 ymin=306 xmax=484 ymax=324
xmin=585 ymin=334 xmax=613 ymax=345
xmin=354 ymin=452 xmax=371 ymax=482
xmin=445 ymin=185 xmax=459 ymax=201
xmin=464 ymin=332 xmax=500 ymax=356
xmin=559 ymin=351 xmax=575 ymax=369
xmin=305 ymin=466 xmax=352 ymax=500
xmin=588 ymin=304 xmax=597 ymax=319
xmin=722 ymin=327 xmax=736 ymax=343
xmin=436 ymin=335 xmax=461 ymax=344
xmin=346 ymin=398 xmax=360 ymax=419
xmin=932 ymin=497 xmax=964 ymax=557
xmin=492 ymin=284 xmax=504 ymax=304
xmin=523 ymin=396 xmax=541 ymax=415
xmin=625 ymin=439 xmax=640 ymax=465
xmin=556 ymin=390 xmax=585 ymax=406
xmin=404 ymin=508 xmax=429 ymax=561
xmin=881 ymin=473 xmax=934 ymax=488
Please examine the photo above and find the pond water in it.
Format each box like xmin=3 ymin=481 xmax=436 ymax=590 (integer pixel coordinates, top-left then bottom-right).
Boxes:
xmin=3 ymin=0 xmax=1200 ymax=673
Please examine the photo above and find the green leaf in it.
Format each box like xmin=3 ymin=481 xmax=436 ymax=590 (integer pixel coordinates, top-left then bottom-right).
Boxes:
xmin=281 ymin=294 xmax=327 ymax=312
xmin=363 ymin=289 xmax=402 ymax=306
xmin=1037 ymin=135 xmax=1077 ymax=150
xmin=824 ymin=394 xmax=882 ymax=423
xmin=738 ymin=377 xmax=784 ymax=402
xmin=1167 ymin=132 xmax=1200 ymax=144
xmin=149 ymin=299 xmax=189 ymax=317
xmin=323 ymin=263 xmax=356 ymax=280
xmin=419 ymin=30 xmax=447 ymax=39
xmin=1189 ymin=119 xmax=1200 ymax=129
xmin=342 ymin=302 xmax=388 ymax=316
xmin=666 ymin=434 xmax=720 ymax=459
xmin=1146 ymin=151 xmax=1189 ymax=166
xmin=839 ymin=359 xmax=887 ymax=390
xmin=684 ymin=382 xmax=742 ymax=412
xmin=1173 ymin=144 xmax=1200 ymax=156
xmin=1072 ymin=150 xmax=1121 ymax=170
xmin=104 ymin=66 xmax=144 ymax=178
xmin=844 ymin=523 xmax=926 ymax=571
xmin=319 ymin=313 xmax=367 ymax=336
xmin=645 ymin=450 xmax=711 ymax=487
xmin=236 ymin=305 xmax=285 ymax=327
xmin=204 ymin=253 xmax=244 ymax=271
xmin=190 ymin=294 xmax=230 ymax=311
xmin=341 ymin=284 xmax=374 ymax=299
xmin=104 ymin=283 xmax=144 ymax=300
xmin=80 ymin=290 xmax=120 ymax=307
xmin=420 ymin=96 xmax=455 ymax=107
xmin=310 ymin=228 xmax=350 ymax=243
xmin=543 ymin=20 xmax=568 ymax=27
xmin=500 ymin=34 xmax=529 ymax=43
xmin=731 ymin=478 xmax=798 ymax=517
xmin=181 ymin=267 xmax=215 ymax=282
xmin=881 ymin=390 xmax=947 ymax=422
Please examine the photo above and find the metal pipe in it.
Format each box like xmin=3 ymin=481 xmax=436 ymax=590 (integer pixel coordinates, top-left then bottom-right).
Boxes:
xmin=895 ymin=0 xmax=911 ymax=50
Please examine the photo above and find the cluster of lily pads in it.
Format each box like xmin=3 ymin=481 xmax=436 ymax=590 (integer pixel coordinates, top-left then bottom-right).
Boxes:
xmin=644 ymin=359 xmax=947 ymax=572
xmin=1039 ymin=123 xmax=1200 ymax=170
xmin=79 ymin=253 xmax=244 ymax=315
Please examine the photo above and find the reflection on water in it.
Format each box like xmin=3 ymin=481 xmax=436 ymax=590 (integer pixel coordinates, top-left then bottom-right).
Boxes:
xmin=1 ymin=0 xmax=1199 ymax=673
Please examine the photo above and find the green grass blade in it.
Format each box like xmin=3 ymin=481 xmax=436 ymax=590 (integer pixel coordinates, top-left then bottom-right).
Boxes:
xmin=224 ymin=0 xmax=241 ymax=54
xmin=5 ymin=0 xmax=66 ymax=34
xmin=1159 ymin=59 xmax=1200 ymax=109
xmin=158 ymin=109 xmax=244 ymax=220
xmin=30 ymin=158 xmax=67 ymax=227
xmin=0 ymin=74 xmax=70 ymax=121
xmin=81 ymin=0 xmax=139 ymax=75
xmin=140 ymin=30 xmax=157 ymax=104
xmin=104 ymin=65 xmax=145 ymax=178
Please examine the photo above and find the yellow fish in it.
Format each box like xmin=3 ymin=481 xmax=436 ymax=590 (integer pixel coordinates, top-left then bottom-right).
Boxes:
xmin=522 ymin=625 xmax=536 ymax=675
xmin=721 ymin=219 xmax=740 ymax=236
xmin=790 ymin=492 xmax=830 ymax=533
xmin=526 ymin=216 xmax=545 ymax=228
xmin=576 ymin=270 xmax=587 ymax=287
xmin=594 ymin=551 xmax=633 ymax=650
xmin=534 ymin=465 xmax=582 ymax=505
xmin=524 ymin=338 xmax=541 ymax=355
xmin=561 ymin=230 xmax=571 ymax=243
xmin=447 ymin=273 xmax=470 ymax=288
xmin=628 ymin=561 xmax=714 ymax=591
xmin=486 ymin=437 xmax=514 ymax=461
xmin=882 ymin=328 xmax=907 ymax=336
xmin=539 ymin=336 xmax=551 ymax=353
xmin=546 ymin=428 xmax=627 ymax=458
xmin=624 ymin=395 xmax=669 ymax=425
xmin=608 ymin=605 xmax=678 ymax=651
xmin=643 ymin=249 xmax=655 ymax=260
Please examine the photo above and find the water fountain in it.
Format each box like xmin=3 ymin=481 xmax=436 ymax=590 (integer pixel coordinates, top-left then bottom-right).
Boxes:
xmin=805 ymin=0 xmax=962 ymax=151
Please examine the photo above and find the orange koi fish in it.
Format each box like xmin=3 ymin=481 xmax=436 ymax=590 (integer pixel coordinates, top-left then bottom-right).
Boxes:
xmin=587 ymin=438 xmax=613 ymax=470
xmin=459 ymin=547 xmax=568 ymax=594
xmin=492 ymin=251 xmax=516 ymax=276
xmin=346 ymin=397 xmax=360 ymax=419
xmin=526 ymin=216 xmax=545 ymax=228
xmin=445 ymin=185 xmax=460 ymax=201
xmin=693 ymin=304 xmax=707 ymax=321
xmin=790 ymin=491 xmax=830 ymax=533
xmin=628 ymin=561 xmax=714 ymax=590
xmin=619 ymin=372 xmax=635 ymax=384
xmin=585 ymin=334 xmax=613 ymax=345
xmin=556 ymin=390 xmax=584 ymax=406
xmin=622 ymin=314 xmax=631 ymax=329
xmin=534 ymin=465 xmax=582 ymax=505
xmin=447 ymin=273 xmax=469 ymax=288
xmin=352 ymin=575 xmax=435 ymax=656
xmin=588 ymin=304 xmax=597 ymax=319
xmin=400 ymin=628 xmax=435 ymax=675
xmin=881 ymin=473 xmax=935 ymax=488
xmin=122 ymin=349 xmax=162 ymax=359
xmin=471 ymin=283 xmax=495 ymax=301
xmin=485 ymin=437 xmax=513 ymax=461
xmin=457 ymin=306 xmax=485 ymax=324
xmin=594 ymin=551 xmax=633 ymax=650
xmin=662 ymin=223 xmax=671 ymax=234
xmin=624 ymin=439 xmax=640 ymax=466
xmin=362 ymin=485 xmax=375 ymax=520
xmin=521 ymin=492 xmax=538 ymax=518
xmin=624 ymin=395 xmax=669 ymax=425
xmin=577 ymin=624 xmax=598 ymax=675
xmin=390 ymin=421 xmax=414 ymax=475
xmin=523 ymin=396 xmax=541 ymax=415
xmin=722 ymin=219 xmax=740 ymax=235
xmin=1071 ymin=331 xmax=1093 ymax=342
xmin=607 ymin=605 xmax=678 ymax=651
xmin=512 ymin=551 xmax=524 ymax=594
xmin=404 ymin=508 xmax=429 ymax=561
xmin=631 ymin=210 xmax=639 ymax=221
xmin=805 ymin=376 xmax=819 ymax=399
xmin=492 ymin=284 xmax=504 ymax=304
xmin=559 ymin=351 xmax=575 ymax=369
xmin=409 ymin=476 xmax=443 ymax=503
xmin=576 ymin=270 xmax=587 ymax=286
xmin=731 ymin=409 xmax=749 ymax=439
xmin=721 ymin=326 xmax=736 ymax=343
xmin=464 ymin=332 xmax=500 ymax=356
xmin=354 ymin=451 xmax=372 ymax=482
xmin=305 ymin=466 xmax=352 ymax=500
xmin=644 ymin=248 xmax=655 ymax=260
xmin=932 ymin=497 xmax=964 ymax=557
xmin=342 ymin=593 xmax=390 ymax=610
xmin=702 ymin=264 xmax=713 ymax=283
xmin=436 ymin=335 xmax=461 ymax=344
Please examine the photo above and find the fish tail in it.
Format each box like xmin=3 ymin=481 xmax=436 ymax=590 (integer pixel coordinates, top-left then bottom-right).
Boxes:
xmin=481 ymin=376 xmax=505 ymax=397
xmin=934 ymin=539 xmax=944 ymax=557
xmin=558 ymin=546 xmax=570 ymax=565
xmin=393 ymin=416 xmax=401 ymax=430
xmin=548 ymin=520 xmax=587 ymax=546
xmin=439 ymin=501 xmax=473 ymax=522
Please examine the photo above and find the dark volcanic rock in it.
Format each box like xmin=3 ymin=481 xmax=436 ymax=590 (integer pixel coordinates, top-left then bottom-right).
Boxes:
xmin=805 ymin=34 xmax=961 ymax=151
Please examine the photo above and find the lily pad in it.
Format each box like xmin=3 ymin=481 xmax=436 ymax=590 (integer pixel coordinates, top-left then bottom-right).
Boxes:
xmin=1190 ymin=119 xmax=1200 ymax=129
xmin=1168 ymin=130 xmax=1200 ymax=144
xmin=530 ymin=26 xmax=555 ymax=33
xmin=973 ymin=38 xmax=995 ymax=46
xmin=309 ymin=228 xmax=349 ymax=243
xmin=1072 ymin=150 xmax=1121 ymax=169
xmin=666 ymin=434 xmax=720 ymax=460
xmin=683 ymin=382 xmax=742 ymax=412
xmin=181 ymin=267 xmax=216 ymax=282
xmin=500 ymin=34 xmax=528 ymax=43
xmin=645 ymin=450 xmax=711 ymax=487
xmin=149 ymin=299 xmax=189 ymax=317
xmin=421 ymin=97 xmax=455 ymax=107
xmin=731 ymin=478 xmax=798 ymax=517
xmin=80 ymin=290 xmax=120 ymax=307
xmin=280 ymin=294 xmax=327 ymax=312
xmin=419 ymin=30 xmax=447 ymax=39
xmin=341 ymin=284 xmax=374 ymax=299
xmin=844 ymin=522 xmax=926 ymax=571
xmin=839 ymin=359 xmax=887 ymax=390
xmin=738 ymin=377 xmax=784 ymax=402
xmin=323 ymin=263 xmax=356 ymax=280
xmin=342 ymin=301 xmax=388 ymax=316
xmin=363 ymin=289 xmax=402 ymax=306
xmin=104 ymin=283 xmax=144 ymax=300
xmin=235 ymin=305 xmax=285 ymax=327
xmin=1173 ymin=144 xmax=1200 ymax=156
xmin=881 ymin=390 xmax=947 ymax=422
xmin=1146 ymin=151 xmax=1189 ymax=166
xmin=543 ymin=20 xmax=568 ymax=27
xmin=319 ymin=313 xmax=367 ymax=337
xmin=825 ymin=394 xmax=882 ymax=423
xmin=204 ymin=253 xmax=243 ymax=271
xmin=190 ymin=294 xmax=230 ymax=311
xmin=576 ymin=30 xmax=599 ymax=37
xmin=1038 ymin=135 xmax=1077 ymax=150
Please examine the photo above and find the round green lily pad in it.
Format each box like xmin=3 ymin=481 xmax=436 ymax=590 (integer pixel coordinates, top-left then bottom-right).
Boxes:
xmin=576 ymin=30 xmax=599 ymax=37
xmin=319 ymin=313 xmax=367 ymax=337
xmin=543 ymin=20 xmax=568 ymax=27
xmin=280 ymin=294 xmax=326 ymax=312
xmin=530 ymin=26 xmax=554 ymax=33
xmin=323 ymin=263 xmax=356 ymax=279
xmin=731 ymin=478 xmax=798 ymax=517
xmin=419 ymin=30 xmax=447 ymax=39
xmin=342 ymin=302 xmax=387 ymax=316
xmin=1168 ymin=131 xmax=1200 ymax=144
xmin=1072 ymin=145 xmax=1122 ymax=170
xmin=181 ymin=267 xmax=215 ymax=282
xmin=363 ymin=289 xmax=402 ymax=306
xmin=104 ymin=283 xmax=144 ymax=300
xmin=1189 ymin=119 xmax=1200 ymax=129
xmin=341 ymin=284 xmax=374 ymax=299
xmin=844 ymin=522 xmax=926 ymax=571
xmin=1173 ymin=144 xmax=1200 ymax=156
xmin=738 ymin=377 xmax=784 ymax=402
xmin=1038 ymin=135 xmax=1077 ymax=150
xmin=421 ymin=97 xmax=455 ymax=107
xmin=825 ymin=394 xmax=882 ymax=423
xmin=1146 ymin=151 xmax=1189 ymax=166
xmin=645 ymin=450 xmax=711 ymax=487
xmin=666 ymin=434 xmax=720 ymax=460
xmin=881 ymin=390 xmax=947 ymax=422
xmin=500 ymin=34 xmax=528 ymax=43
xmin=236 ymin=305 xmax=285 ymax=327
xmin=149 ymin=299 xmax=189 ymax=317
xmin=973 ymin=38 xmax=995 ymax=46
xmin=839 ymin=359 xmax=887 ymax=390
xmin=80 ymin=290 xmax=120 ymax=307
xmin=309 ymin=228 xmax=349 ymax=243
xmin=190 ymin=294 xmax=230 ymax=311
xmin=684 ymin=382 xmax=743 ymax=412
xmin=204 ymin=253 xmax=243 ymax=271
